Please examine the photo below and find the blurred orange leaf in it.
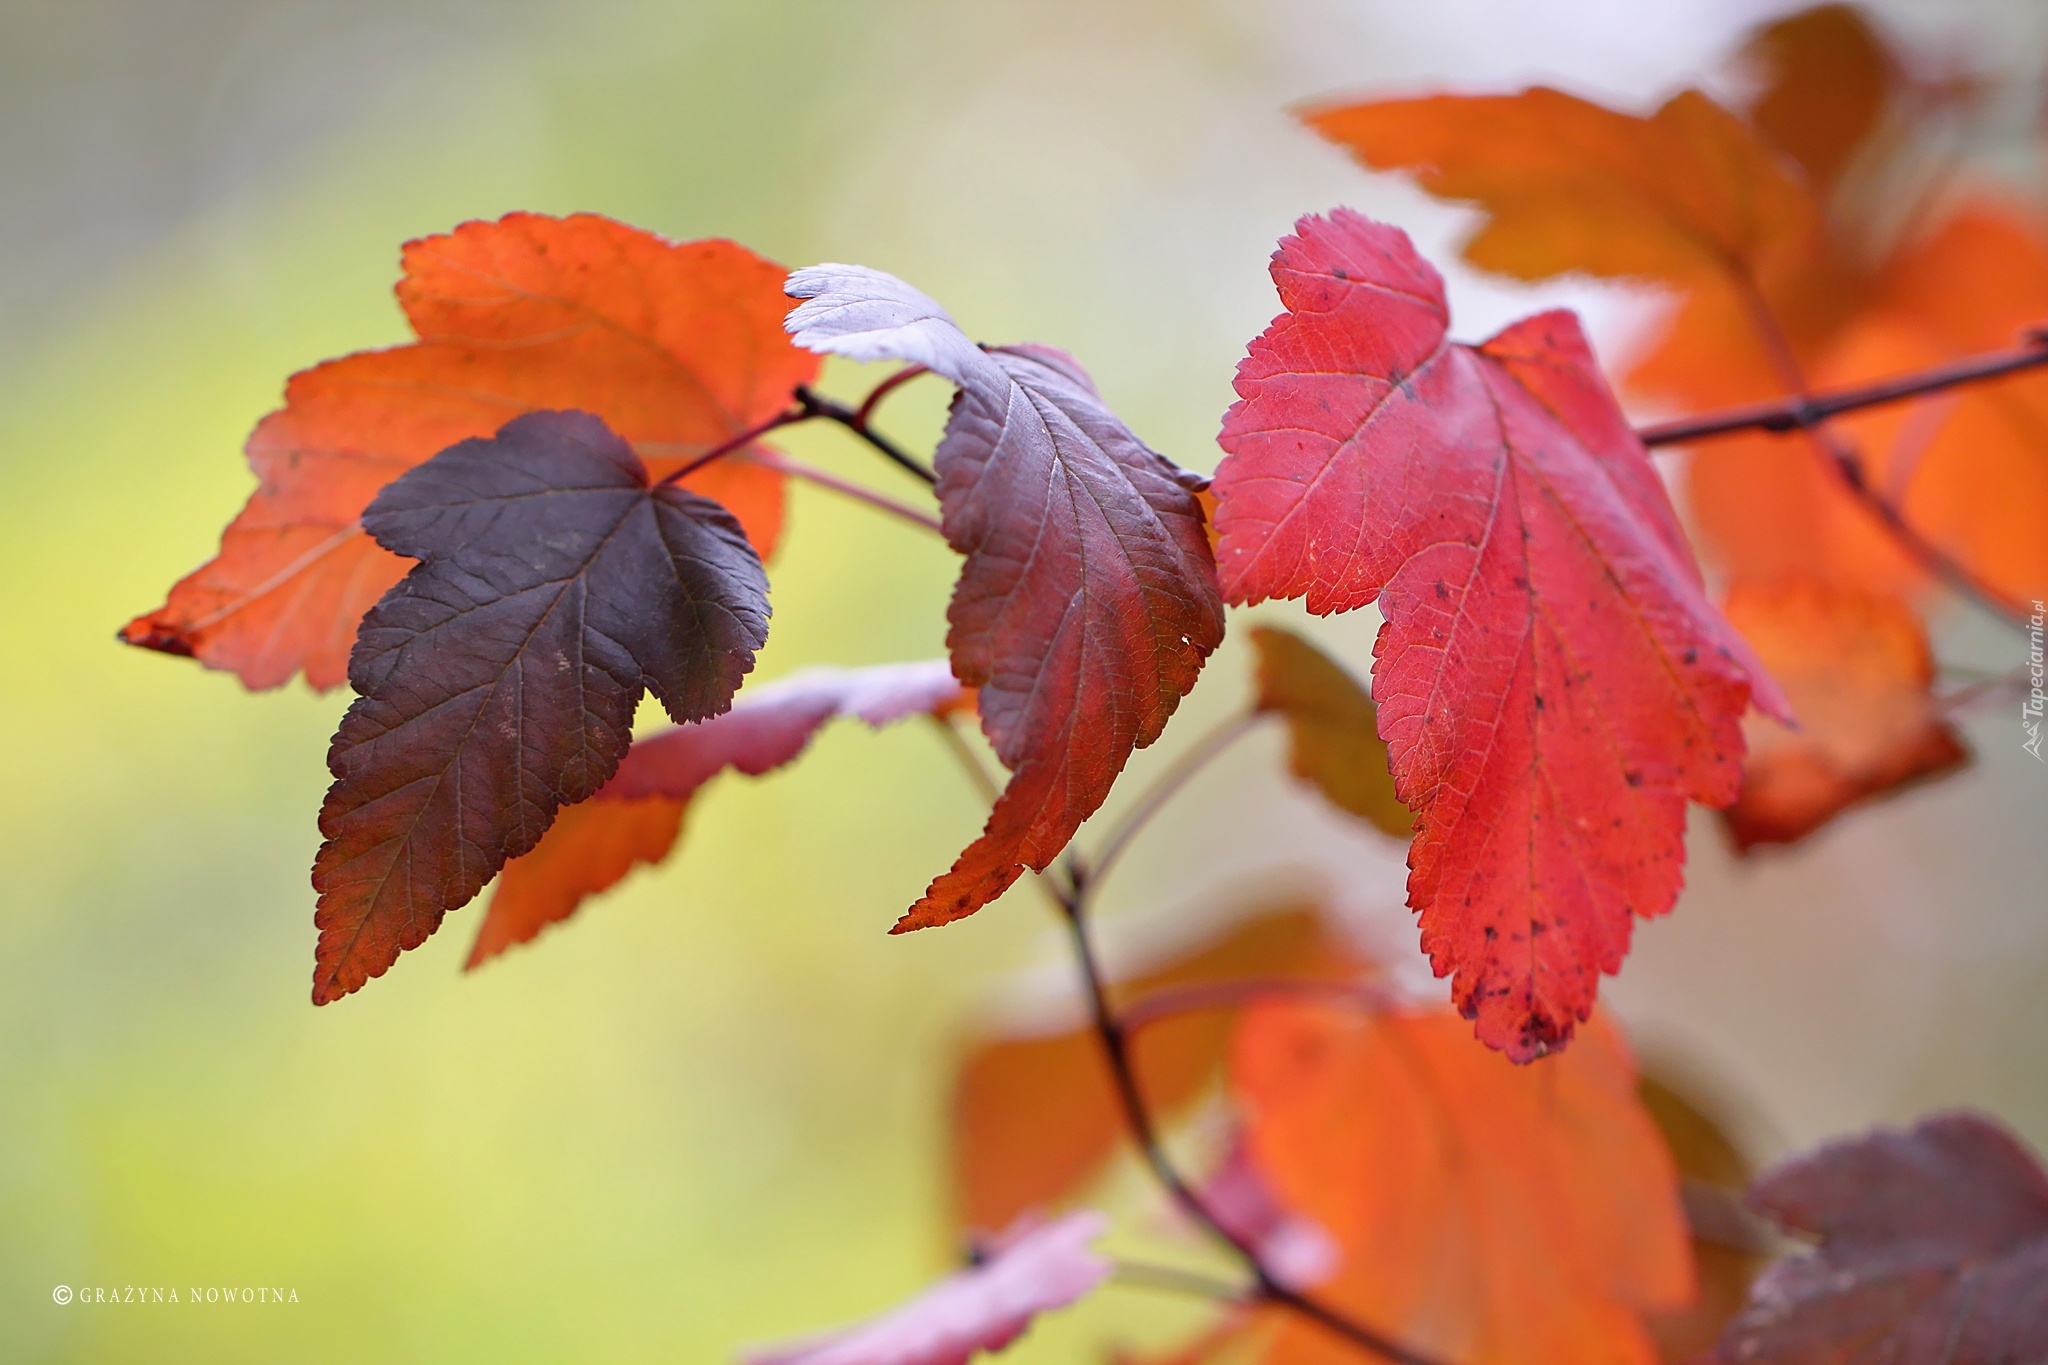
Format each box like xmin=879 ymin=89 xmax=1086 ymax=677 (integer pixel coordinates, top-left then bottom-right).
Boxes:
xmin=1303 ymin=87 xmax=1817 ymax=287
xmin=1720 ymin=579 xmax=1967 ymax=850
xmin=122 ymin=212 xmax=816 ymax=690
xmin=1232 ymin=1004 xmax=1693 ymax=1365
xmin=951 ymin=906 xmax=1360 ymax=1234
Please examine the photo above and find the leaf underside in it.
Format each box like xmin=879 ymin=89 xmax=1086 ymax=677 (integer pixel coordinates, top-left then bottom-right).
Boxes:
xmin=786 ymin=266 xmax=1224 ymax=930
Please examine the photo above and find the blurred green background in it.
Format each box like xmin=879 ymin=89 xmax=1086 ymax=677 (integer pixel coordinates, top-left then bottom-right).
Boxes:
xmin=4 ymin=1 xmax=2046 ymax=1360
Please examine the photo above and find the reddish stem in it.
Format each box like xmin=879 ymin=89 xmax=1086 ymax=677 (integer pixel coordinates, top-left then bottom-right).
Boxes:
xmin=854 ymin=363 xmax=930 ymax=428
xmin=654 ymin=405 xmax=812 ymax=487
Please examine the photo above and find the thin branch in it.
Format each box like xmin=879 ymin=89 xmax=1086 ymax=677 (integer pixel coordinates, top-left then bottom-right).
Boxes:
xmin=796 ymin=383 xmax=939 ymax=486
xmin=1110 ymin=1259 xmax=1251 ymax=1304
xmin=1719 ymin=271 xmax=2033 ymax=630
xmin=928 ymin=713 xmax=1001 ymax=805
xmin=1934 ymin=664 xmax=2032 ymax=717
xmin=1085 ymin=712 xmax=1264 ymax=899
xmin=739 ymin=449 xmax=943 ymax=534
xmin=1635 ymin=331 xmax=2048 ymax=447
xmin=1118 ymin=977 xmax=1390 ymax=1038
xmin=854 ymin=364 xmax=931 ymax=428
xmin=1051 ymin=859 xmax=1447 ymax=1365
xmin=654 ymin=404 xmax=812 ymax=487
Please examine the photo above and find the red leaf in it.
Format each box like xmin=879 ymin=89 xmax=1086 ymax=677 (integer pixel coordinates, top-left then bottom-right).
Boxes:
xmin=1717 ymin=1112 xmax=2048 ymax=1365
xmin=122 ymin=213 xmax=814 ymax=690
xmin=746 ymin=1211 xmax=1112 ymax=1365
xmin=312 ymin=411 xmax=769 ymax=1003
xmin=1211 ymin=210 xmax=1787 ymax=1060
xmin=786 ymin=266 xmax=1224 ymax=930
xmin=469 ymin=660 xmax=962 ymax=966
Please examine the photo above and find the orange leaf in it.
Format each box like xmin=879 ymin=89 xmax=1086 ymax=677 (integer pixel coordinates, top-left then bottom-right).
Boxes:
xmin=1737 ymin=4 xmax=1900 ymax=195
xmin=951 ymin=905 xmax=1358 ymax=1234
xmin=1679 ymin=204 xmax=2048 ymax=608
xmin=1719 ymin=579 xmax=1967 ymax=850
xmin=1233 ymin=1004 xmax=1692 ymax=1365
xmin=1303 ymin=87 xmax=1818 ymax=288
xmin=122 ymin=213 xmax=817 ymax=690
xmin=1247 ymin=626 xmax=1407 ymax=838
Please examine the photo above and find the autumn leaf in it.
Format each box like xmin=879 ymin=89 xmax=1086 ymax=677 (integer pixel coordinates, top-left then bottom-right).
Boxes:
xmin=785 ymin=265 xmax=1224 ymax=930
xmin=312 ymin=411 xmax=770 ymax=1004
xmin=1715 ymin=1112 xmax=2048 ymax=1365
xmin=1302 ymin=87 xmax=1817 ymax=288
xmin=1719 ymin=579 xmax=1967 ymax=850
xmin=952 ymin=906 xmax=1356 ymax=1234
xmin=1675 ymin=203 xmax=2048 ymax=609
xmin=1737 ymin=3 xmax=1902 ymax=196
xmin=1232 ymin=1003 xmax=1694 ymax=1365
xmin=1247 ymin=626 xmax=1407 ymax=838
xmin=745 ymin=1211 xmax=1112 ymax=1365
xmin=469 ymin=660 xmax=963 ymax=968
xmin=122 ymin=212 xmax=815 ymax=690
xmin=1212 ymin=210 xmax=1785 ymax=1059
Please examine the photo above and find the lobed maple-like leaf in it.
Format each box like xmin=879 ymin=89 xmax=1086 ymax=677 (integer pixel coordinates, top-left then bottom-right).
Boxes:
xmin=785 ymin=265 xmax=1224 ymax=930
xmin=1715 ymin=1112 xmax=2048 ymax=1365
xmin=312 ymin=411 xmax=769 ymax=1004
xmin=1248 ymin=626 xmax=1408 ymax=838
xmin=951 ymin=905 xmax=1356 ymax=1234
xmin=745 ymin=1211 xmax=1112 ymax=1365
xmin=1232 ymin=1002 xmax=1694 ymax=1365
xmin=1302 ymin=87 xmax=1817 ymax=288
xmin=1212 ymin=209 xmax=1786 ymax=1059
xmin=122 ymin=213 xmax=814 ymax=690
xmin=1720 ymin=579 xmax=1967 ymax=850
xmin=469 ymin=661 xmax=962 ymax=967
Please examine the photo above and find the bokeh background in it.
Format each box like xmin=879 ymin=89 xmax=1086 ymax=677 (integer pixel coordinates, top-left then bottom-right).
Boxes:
xmin=3 ymin=1 xmax=2045 ymax=1360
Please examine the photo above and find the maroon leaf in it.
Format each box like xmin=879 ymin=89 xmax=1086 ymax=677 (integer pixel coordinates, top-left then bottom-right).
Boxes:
xmin=1211 ymin=209 xmax=1787 ymax=1059
xmin=312 ymin=410 xmax=769 ymax=1003
xmin=1717 ymin=1112 xmax=2048 ymax=1365
xmin=469 ymin=661 xmax=963 ymax=966
xmin=785 ymin=266 xmax=1224 ymax=930
xmin=745 ymin=1211 xmax=1112 ymax=1365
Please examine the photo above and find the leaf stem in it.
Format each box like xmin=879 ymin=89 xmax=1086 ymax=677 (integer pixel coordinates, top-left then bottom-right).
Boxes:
xmin=1109 ymin=1258 xmax=1251 ymax=1303
xmin=655 ymin=405 xmax=813 ymax=486
xmin=1050 ymin=857 xmax=1446 ymax=1365
xmin=1085 ymin=712 xmax=1264 ymax=897
xmin=797 ymin=383 xmax=939 ymax=486
xmin=1118 ymin=977 xmax=1390 ymax=1038
xmin=1635 ymin=331 xmax=2048 ymax=448
xmin=739 ymin=449 xmax=943 ymax=534
xmin=928 ymin=713 xmax=1001 ymax=805
xmin=854 ymin=364 xmax=931 ymax=428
